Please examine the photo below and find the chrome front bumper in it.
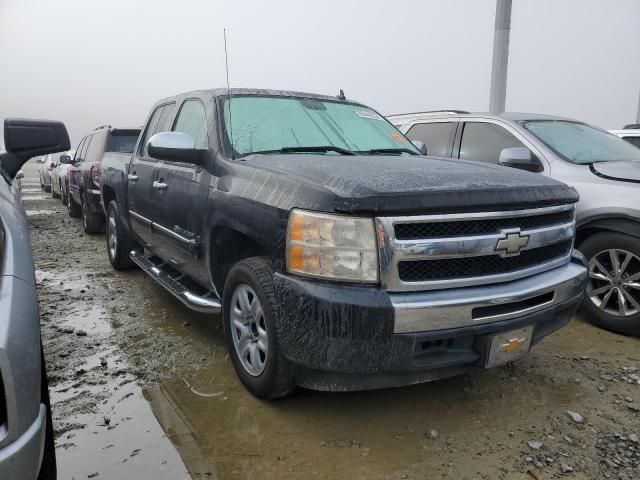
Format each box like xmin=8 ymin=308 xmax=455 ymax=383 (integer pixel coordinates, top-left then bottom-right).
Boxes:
xmin=390 ymin=260 xmax=587 ymax=333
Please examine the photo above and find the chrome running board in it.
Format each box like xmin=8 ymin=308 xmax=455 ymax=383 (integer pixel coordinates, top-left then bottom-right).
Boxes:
xmin=130 ymin=250 xmax=221 ymax=314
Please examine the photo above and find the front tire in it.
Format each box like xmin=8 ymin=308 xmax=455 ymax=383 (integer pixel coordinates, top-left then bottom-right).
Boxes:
xmin=579 ymin=232 xmax=640 ymax=336
xmin=223 ymin=257 xmax=294 ymax=399
xmin=67 ymin=192 xmax=81 ymax=218
xmin=106 ymin=200 xmax=137 ymax=270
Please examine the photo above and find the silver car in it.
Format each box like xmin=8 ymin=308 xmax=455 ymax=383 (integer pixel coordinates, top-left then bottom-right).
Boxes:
xmin=50 ymin=150 xmax=75 ymax=203
xmin=0 ymin=118 xmax=71 ymax=479
xmin=37 ymin=154 xmax=57 ymax=192
xmin=389 ymin=111 xmax=640 ymax=335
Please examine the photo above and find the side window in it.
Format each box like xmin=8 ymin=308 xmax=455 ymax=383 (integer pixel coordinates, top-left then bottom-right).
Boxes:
xmin=406 ymin=122 xmax=457 ymax=157
xmin=172 ymin=99 xmax=207 ymax=149
xmin=86 ymin=132 xmax=104 ymax=162
xmin=459 ymin=122 xmax=528 ymax=164
xmin=623 ymin=136 xmax=640 ymax=148
xmin=139 ymin=105 xmax=166 ymax=157
xmin=73 ymin=137 xmax=87 ymax=161
xmin=80 ymin=136 xmax=92 ymax=162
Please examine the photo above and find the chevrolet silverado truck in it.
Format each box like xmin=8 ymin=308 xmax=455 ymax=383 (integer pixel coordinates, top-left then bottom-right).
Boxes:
xmin=100 ymin=88 xmax=587 ymax=399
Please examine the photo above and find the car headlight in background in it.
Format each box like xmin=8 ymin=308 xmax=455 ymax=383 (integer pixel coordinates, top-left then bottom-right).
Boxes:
xmin=286 ymin=209 xmax=378 ymax=283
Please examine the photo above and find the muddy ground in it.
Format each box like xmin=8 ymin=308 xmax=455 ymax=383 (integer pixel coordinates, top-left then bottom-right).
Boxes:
xmin=19 ymin=162 xmax=640 ymax=480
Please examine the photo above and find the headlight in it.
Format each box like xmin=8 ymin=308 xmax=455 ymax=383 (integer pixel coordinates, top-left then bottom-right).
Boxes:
xmin=286 ymin=209 xmax=378 ymax=283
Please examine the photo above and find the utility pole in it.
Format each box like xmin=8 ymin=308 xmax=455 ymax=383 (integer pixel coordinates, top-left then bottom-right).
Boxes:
xmin=489 ymin=0 xmax=512 ymax=113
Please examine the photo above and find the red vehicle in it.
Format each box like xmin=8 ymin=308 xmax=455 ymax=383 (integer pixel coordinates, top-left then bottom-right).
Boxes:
xmin=67 ymin=125 xmax=139 ymax=233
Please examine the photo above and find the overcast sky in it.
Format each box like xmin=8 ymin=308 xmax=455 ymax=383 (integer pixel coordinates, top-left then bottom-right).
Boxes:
xmin=1 ymin=0 xmax=639 ymax=147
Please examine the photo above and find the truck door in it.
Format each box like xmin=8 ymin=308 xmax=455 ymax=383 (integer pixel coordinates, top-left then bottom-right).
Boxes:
xmin=149 ymin=99 xmax=210 ymax=283
xmin=128 ymin=102 xmax=175 ymax=247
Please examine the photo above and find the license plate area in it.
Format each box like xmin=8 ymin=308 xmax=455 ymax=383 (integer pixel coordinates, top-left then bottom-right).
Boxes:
xmin=485 ymin=326 xmax=534 ymax=368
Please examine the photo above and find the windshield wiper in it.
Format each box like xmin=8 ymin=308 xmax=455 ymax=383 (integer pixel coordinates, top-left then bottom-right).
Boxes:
xmin=251 ymin=146 xmax=357 ymax=156
xmin=362 ymin=148 xmax=419 ymax=155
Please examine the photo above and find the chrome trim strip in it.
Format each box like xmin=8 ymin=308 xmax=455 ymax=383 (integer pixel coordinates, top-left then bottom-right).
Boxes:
xmin=395 ymin=222 xmax=574 ymax=260
xmin=88 ymin=188 xmax=100 ymax=194
xmin=152 ymin=222 xmax=197 ymax=246
xmin=376 ymin=204 xmax=576 ymax=292
xmin=129 ymin=210 xmax=151 ymax=226
xmin=391 ymin=261 xmax=586 ymax=333
xmin=391 ymin=204 xmax=574 ymax=224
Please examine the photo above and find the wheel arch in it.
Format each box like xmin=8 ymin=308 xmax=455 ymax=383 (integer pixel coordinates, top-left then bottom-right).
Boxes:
xmin=575 ymin=216 xmax=640 ymax=249
xmin=209 ymin=226 xmax=269 ymax=296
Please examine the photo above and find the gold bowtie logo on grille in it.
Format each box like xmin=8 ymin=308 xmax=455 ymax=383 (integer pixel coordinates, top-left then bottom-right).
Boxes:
xmin=496 ymin=229 xmax=529 ymax=255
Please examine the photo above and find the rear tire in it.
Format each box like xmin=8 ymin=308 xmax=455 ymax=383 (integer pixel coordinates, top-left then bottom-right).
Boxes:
xmin=44 ymin=184 xmax=51 ymax=193
xmin=106 ymin=200 xmax=137 ymax=270
xmin=37 ymin=347 xmax=56 ymax=480
xmin=579 ymin=232 xmax=640 ymax=336
xmin=51 ymin=182 xmax=60 ymax=199
xmin=223 ymin=257 xmax=294 ymax=399
xmin=67 ymin=192 xmax=81 ymax=218
xmin=82 ymin=195 xmax=104 ymax=234
xmin=61 ymin=184 xmax=68 ymax=206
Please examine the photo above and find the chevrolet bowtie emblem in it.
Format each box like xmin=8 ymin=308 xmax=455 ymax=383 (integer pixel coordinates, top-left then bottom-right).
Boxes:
xmin=498 ymin=337 xmax=527 ymax=353
xmin=495 ymin=229 xmax=529 ymax=255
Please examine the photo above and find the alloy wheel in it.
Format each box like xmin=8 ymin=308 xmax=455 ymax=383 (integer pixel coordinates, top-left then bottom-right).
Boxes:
xmin=107 ymin=209 xmax=117 ymax=260
xmin=230 ymin=284 xmax=268 ymax=376
xmin=587 ymin=249 xmax=640 ymax=317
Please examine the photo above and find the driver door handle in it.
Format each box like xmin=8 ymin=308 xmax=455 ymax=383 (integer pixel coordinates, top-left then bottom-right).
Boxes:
xmin=128 ymin=174 xmax=138 ymax=182
xmin=153 ymin=181 xmax=168 ymax=191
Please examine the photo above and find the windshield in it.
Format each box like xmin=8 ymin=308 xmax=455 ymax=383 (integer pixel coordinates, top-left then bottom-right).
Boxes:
xmin=223 ymin=96 xmax=419 ymax=157
xmin=519 ymin=120 xmax=640 ymax=164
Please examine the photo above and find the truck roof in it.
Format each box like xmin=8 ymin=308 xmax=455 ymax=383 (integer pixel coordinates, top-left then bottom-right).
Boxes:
xmin=155 ymin=88 xmax=364 ymax=106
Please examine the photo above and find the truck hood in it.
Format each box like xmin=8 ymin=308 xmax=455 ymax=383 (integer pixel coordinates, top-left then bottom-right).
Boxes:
xmin=242 ymin=154 xmax=578 ymax=214
xmin=590 ymin=161 xmax=640 ymax=184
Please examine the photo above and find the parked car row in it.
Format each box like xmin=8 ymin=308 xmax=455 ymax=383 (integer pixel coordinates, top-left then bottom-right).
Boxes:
xmin=44 ymin=88 xmax=639 ymax=401
xmin=43 ymin=126 xmax=140 ymax=234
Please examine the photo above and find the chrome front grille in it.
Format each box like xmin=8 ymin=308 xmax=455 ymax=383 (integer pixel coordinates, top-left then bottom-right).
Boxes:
xmin=376 ymin=204 xmax=576 ymax=292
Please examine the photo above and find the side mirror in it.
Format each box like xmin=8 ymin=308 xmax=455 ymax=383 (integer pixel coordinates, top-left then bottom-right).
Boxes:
xmin=147 ymin=132 xmax=203 ymax=164
xmin=1 ymin=119 xmax=70 ymax=179
xmin=412 ymin=140 xmax=428 ymax=155
xmin=15 ymin=170 xmax=24 ymax=180
xmin=59 ymin=154 xmax=73 ymax=164
xmin=498 ymin=147 xmax=542 ymax=173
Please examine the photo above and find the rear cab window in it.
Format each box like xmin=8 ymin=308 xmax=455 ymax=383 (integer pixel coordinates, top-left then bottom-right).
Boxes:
xmin=107 ymin=130 xmax=140 ymax=153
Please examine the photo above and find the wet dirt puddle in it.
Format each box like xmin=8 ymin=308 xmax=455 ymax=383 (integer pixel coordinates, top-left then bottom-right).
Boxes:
xmin=52 ymin=337 xmax=191 ymax=479
xmin=145 ymin=357 xmax=578 ymax=479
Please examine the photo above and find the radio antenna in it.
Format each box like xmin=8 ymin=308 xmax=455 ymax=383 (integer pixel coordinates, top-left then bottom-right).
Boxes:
xmin=224 ymin=28 xmax=234 ymax=159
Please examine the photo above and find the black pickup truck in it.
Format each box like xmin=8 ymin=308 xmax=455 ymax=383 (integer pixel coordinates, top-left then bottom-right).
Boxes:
xmin=101 ymin=88 xmax=587 ymax=399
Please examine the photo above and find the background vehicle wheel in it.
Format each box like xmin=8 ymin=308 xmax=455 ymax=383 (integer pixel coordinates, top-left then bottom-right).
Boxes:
xmin=106 ymin=200 xmax=137 ymax=270
xmin=51 ymin=183 xmax=60 ymax=199
xmin=223 ymin=257 xmax=294 ymax=399
xmin=61 ymin=185 xmax=68 ymax=206
xmin=38 ymin=347 xmax=56 ymax=480
xmin=67 ymin=192 xmax=81 ymax=218
xmin=82 ymin=195 xmax=104 ymax=234
xmin=44 ymin=184 xmax=51 ymax=193
xmin=579 ymin=232 xmax=640 ymax=336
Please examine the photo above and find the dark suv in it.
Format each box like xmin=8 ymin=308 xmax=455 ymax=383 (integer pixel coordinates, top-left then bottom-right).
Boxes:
xmin=67 ymin=125 xmax=140 ymax=233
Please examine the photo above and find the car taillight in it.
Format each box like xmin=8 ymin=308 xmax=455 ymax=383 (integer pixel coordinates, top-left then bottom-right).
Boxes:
xmin=91 ymin=165 xmax=101 ymax=187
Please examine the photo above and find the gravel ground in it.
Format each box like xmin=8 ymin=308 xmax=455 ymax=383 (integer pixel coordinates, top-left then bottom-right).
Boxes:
xmin=20 ymin=161 xmax=640 ymax=479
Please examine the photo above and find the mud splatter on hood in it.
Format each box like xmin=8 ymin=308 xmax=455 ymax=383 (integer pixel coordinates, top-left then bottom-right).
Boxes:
xmin=242 ymin=154 xmax=579 ymax=214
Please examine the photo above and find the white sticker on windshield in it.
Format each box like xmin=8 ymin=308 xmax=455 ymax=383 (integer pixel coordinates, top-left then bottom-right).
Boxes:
xmin=354 ymin=110 xmax=384 ymax=121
